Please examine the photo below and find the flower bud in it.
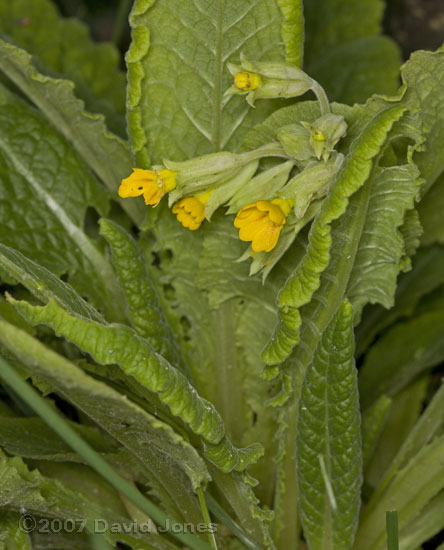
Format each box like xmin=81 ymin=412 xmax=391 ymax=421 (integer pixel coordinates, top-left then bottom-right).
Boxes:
xmin=226 ymin=54 xmax=314 ymax=107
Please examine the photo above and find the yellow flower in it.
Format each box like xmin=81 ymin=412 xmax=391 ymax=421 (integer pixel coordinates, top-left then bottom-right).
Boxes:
xmin=234 ymin=71 xmax=262 ymax=92
xmin=118 ymin=168 xmax=177 ymax=206
xmin=172 ymin=192 xmax=211 ymax=231
xmin=234 ymin=199 xmax=293 ymax=252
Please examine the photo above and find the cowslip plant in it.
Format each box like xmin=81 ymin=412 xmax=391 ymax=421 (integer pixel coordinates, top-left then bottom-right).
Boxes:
xmin=0 ymin=1 xmax=444 ymax=550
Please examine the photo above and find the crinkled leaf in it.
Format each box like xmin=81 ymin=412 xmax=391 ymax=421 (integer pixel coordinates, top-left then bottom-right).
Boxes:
xmin=356 ymin=244 xmax=444 ymax=356
xmin=401 ymin=49 xmax=444 ymax=195
xmin=0 ymin=512 xmax=31 ymax=549
xmin=0 ymin=450 xmax=170 ymax=550
xmin=347 ymin=162 xmax=422 ymax=322
xmin=7 ymin=298 xmax=261 ymax=473
xmin=99 ymin=219 xmax=183 ymax=366
xmin=0 ymin=244 xmax=103 ymax=322
xmin=0 ymin=38 xmax=144 ymax=226
xmin=0 ymin=89 xmax=125 ymax=322
xmin=0 ymin=320 xmax=210 ymax=508
xmin=126 ymin=0 xmax=303 ymax=165
xmin=297 ymin=301 xmax=361 ymax=550
xmin=0 ymin=0 xmax=126 ymax=134
xmin=263 ymin=102 xmax=406 ymax=365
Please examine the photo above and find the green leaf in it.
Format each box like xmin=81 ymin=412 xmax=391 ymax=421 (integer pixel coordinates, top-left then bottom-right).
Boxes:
xmin=0 ymin=416 xmax=115 ymax=463
xmin=366 ymin=380 xmax=444 ymax=511
xmin=126 ymin=0 xmax=303 ymax=165
xmin=0 ymin=243 xmax=103 ymax=322
xmin=401 ymin=49 xmax=444 ymax=195
xmin=0 ymin=0 xmax=126 ymax=134
xmin=361 ymin=395 xmax=391 ymax=468
xmin=297 ymin=301 xmax=362 ymax=550
xmin=99 ymin=219 xmax=183 ymax=365
xmin=8 ymin=297 xmax=260 ymax=473
xmin=306 ymin=36 xmax=401 ymax=106
xmin=356 ymin=434 xmax=444 ymax=550
xmin=0 ymin=449 xmax=172 ymax=550
xmin=399 ymin=490 xmax=444 ymax=550
xmin=418 ymin=171 xmax=444 ymax=246
xmin=359 ymin=305 xmax=444 ymax=409
xmin=364 ymin=378 xmax=427 ymax=491
xmin=0 ymin=320 xmax=210 ymax=515
xmin=303 ymin=0 xmax=401 ymax=104
xmin=0 ymin=38 xmax=144 ymax=226
xmin=263 ymin=102 xmax=407 ymax=365
xmin=355 ymin=244 xmax=444 ymax=356
xmin=347 ymin=162 xmax=422 ymax=322
xmin=0 ymin=90 xmax=126 ymax=321
xmin=0 ymin=511 xmax=31 ymax=550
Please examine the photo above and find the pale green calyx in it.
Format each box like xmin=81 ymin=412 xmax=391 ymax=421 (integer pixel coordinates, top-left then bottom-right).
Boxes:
xmin=278 ymin=114 xmax=348 ymax=163
xmin=225 ymin=53 xmax=315 ymax=107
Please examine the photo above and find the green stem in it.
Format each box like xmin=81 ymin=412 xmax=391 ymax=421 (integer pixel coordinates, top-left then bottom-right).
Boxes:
xmin=112 ymin=0 xmax=132 ymax=45
xmin=212 ymin=300 xmax=244 ymax=443
xmin=386 ymin=511 xmax=399 ymax=550
xmin=0 ymin=355 xmax=210 ymax=550
xmin=197 ymin=488 xmax=218 ymax=550
xmin=311 ymin=81 xmax=330 ymax=116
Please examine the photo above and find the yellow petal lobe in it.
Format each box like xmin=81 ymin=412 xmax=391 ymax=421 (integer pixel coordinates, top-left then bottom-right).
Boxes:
xmin=234 ymin=199 xmax=293 ymax=252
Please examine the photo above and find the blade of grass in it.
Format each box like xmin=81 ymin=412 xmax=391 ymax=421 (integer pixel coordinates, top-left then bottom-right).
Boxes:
xmin=0 ymin=354 xmax=210 ymax=550
xmin=386 ymin=511 xmax=399 ymax=550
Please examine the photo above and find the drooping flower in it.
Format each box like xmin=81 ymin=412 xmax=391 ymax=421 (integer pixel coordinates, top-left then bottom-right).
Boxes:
xmin=118 ymin=168 xmax=177 ymax=206
xmin=172 ymin=191 xmax=212 ymax=230
xmin=234 ymin=199 xmax=293 ymax=252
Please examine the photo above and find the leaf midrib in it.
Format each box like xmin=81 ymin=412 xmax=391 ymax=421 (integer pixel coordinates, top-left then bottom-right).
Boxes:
xmin=212 ymin=0 xmax=224 ymax=152
xmin=0 ymin=135 xmax=124 ymax=319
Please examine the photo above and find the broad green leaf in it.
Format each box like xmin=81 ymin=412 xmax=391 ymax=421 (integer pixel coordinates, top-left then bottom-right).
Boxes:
xmin=358 ymin=304 xmax=444 ymax=409
xmin=0 ymin=0 xmax=126 ymax=135
xmin=401 ymin=49 xmax=444 ymax=195
xmin=364 ymin=378 xmax=427 ymax=491
xmin=7 ymin=298 xmax=261 ymax=473
xmin=0 ymin=90 xmax=126 ymax=322
xmin=99 ymin=219 xmax=183 ymax=366
xmin=361 ymin=395 xmax=391 ymax=468
xmin=263 ymin=102 xmax=406 ymax=365
xmin=0 ymin=38 xmax=144 ymax=226
xmin=0 ymin=320 xmax=209 ymax=524
xmin=297 ymin=301 xmax=361 ymax=550
xmin=306 ymin=36 xmax=401 ymax=106
xmin=418 ymin=171 xmax=444 ymax=246
xmin=0 ymin=511 xmax=31 ymax=549
xmin=356 ymin=435 xmax=444 ymax=550
xmin=356 ymin=244 xmax=444 ymax=356
xmin=126 ymin=0 xmax=303 ymax=165
xmin=0 ymin=244 xmax=103 ymax=322
xmin=303 ymin=0 xmax=400 ymax=104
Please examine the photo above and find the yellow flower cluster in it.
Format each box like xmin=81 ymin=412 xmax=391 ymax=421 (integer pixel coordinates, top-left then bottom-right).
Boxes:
xmin=118 ymin=169 xmax=293 ymax=253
